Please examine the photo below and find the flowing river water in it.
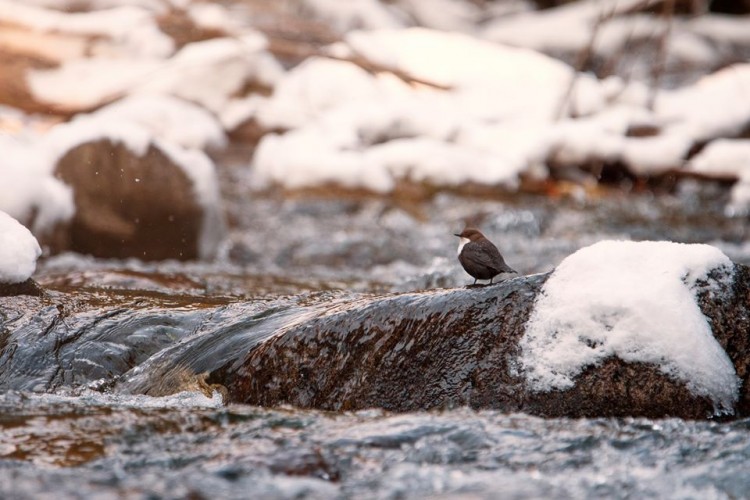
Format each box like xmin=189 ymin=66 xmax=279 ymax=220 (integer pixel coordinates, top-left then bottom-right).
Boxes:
xmin=2 ymin=173 xmax=750 ymax=498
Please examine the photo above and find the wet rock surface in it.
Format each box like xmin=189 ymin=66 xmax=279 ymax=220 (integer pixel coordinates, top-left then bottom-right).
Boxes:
xmin=219 ymin=278 xmax=542 ymax=412
xmin=219 ymin=264 xmax=750 ymax=419
xmin=2 ymin=261 xmax=748 ymax=420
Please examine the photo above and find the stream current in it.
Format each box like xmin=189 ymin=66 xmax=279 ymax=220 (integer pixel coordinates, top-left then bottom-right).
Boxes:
xmin=2 ymin=179 xmax=750 ymax=499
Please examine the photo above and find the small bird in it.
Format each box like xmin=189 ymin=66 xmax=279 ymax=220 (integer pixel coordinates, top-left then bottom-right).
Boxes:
xmin=455 ymin=227 xmax=517 ymax=285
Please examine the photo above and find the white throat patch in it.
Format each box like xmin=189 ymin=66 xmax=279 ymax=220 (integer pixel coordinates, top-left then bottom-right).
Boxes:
xmin=457 ymin=237 xmax=470 ymax=256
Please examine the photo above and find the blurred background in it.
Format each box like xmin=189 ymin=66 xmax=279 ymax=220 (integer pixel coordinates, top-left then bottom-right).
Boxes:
xmin=1 ymin=0 xmax=749 ymax=295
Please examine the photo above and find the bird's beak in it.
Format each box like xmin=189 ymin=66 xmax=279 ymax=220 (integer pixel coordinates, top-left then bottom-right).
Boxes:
xmin=453 ymin=233 xmax=460 ymax=237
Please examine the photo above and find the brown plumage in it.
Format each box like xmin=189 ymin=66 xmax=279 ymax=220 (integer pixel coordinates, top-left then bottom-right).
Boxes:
xmin=454 ymin=227 xmax=517 ymax=284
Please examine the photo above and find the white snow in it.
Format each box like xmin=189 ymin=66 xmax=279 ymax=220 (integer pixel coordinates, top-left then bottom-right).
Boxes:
xmin=27 ymin=58 xmax=163 ymax=110
xmin=687 ymin=139 xmax=750 ymax=179
xmin=253 ymin=26 xmax=750 ymax=192
xmin=156 ymin=140 xmax=226 ymax=259
xmin=0 ymin=211 xmax=42 ymax=284
xmin=0 ymin=1 xmax=174 ymax=58
xmin=300 ymin=0 xmax=406 ymax=32
xmin=41 ymin=114 xmax=226 ymax=259
xmin=0 ymin=134 xmax=75 ymax=236
xmin=482 ymin=0 xmax=659 ymax=54
xmin=252 ymin=29 xmax=614 ymax=192
xmin=44 ymin=118 xmax=154 ymax=161
xmin=88 ymin=95 xmax=227 ymax=150
xmin=135 ymin=35 xmax=282 ymax=114
xmin=187 ymin=2 xmax=239 ymax=33
xmin=22 ymin=0 xmax=169 ymax=11
xmin=520 ymin=240 xmax=740 ymax=414
xmin=220 ymin=95 xmax=265 ymax=131
xmin=344 ymin=28 xmax=595 ymax=112
xmin=656 ymin=64 xmax=750 ymax=143
xmin=691 ymin=141 xmax=750 ymax=215
xmin=397 ymin=0 xmax=480 ymax=32
xmin=690 ymin=15 xmax=750 ymax=46
xmin=27 ymin=34 xmax=283 ymax=114
xmin=30 ymin=95 xmax=226 ymax=155
xmin=481 ymin=0 xmax=735 ymax=74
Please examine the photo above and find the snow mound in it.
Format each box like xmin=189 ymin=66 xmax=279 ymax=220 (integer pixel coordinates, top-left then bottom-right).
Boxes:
xmin=0 ymin=1 xmax=174 ymax=58
xmin=345 ymin=27 xmax=606 ymax=117
xmin=657 ymin=64 xmax=750 ymax=143
xmin=520 ymin=240 xmax=740 ymax=414
xmin=44 ymin=117 xmax=221 ymax=205
xmin=88 ymin=94 xmax=227 ymax=151
xmin=43 ymin=117 xmax=225 ymax=259
xmin=0 ymin=134 xmax=75 ymax=236
xmin=0 ymin=211 xmax=42 ymax=284
xmin=135 ymin=35 xmax=282 ymax=113
xmin=27 ymin=35 xmax=282 ymax=114
xmin=252 ymin=28 xmax=616 ymax=192
xmin=300 ymin=0 xmax=406 ymax=32
xmin=687 ymin=139 xmax=750 ymax=179
xmin=685 ymin=140 xmax=750 ymax=216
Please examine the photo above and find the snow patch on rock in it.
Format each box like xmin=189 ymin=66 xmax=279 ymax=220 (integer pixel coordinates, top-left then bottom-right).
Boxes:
xmin=521 ymin=240 xmax=740 ymax=415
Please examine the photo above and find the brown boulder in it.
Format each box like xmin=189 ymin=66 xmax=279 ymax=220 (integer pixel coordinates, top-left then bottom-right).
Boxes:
xmin=215 ymin=264 xmax=750 ymax=419
xmin=53 ymin=139 xmax=216 ymax=261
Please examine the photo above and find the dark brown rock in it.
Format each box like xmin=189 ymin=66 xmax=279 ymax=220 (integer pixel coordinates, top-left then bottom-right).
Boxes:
xmin=217 ymin=264 xmax=750 ymax=419
xmin=53 ymin=139 xmax=207 ymax=261
xmin=695 ymin=265 xmax=750 ymax=417
xmin=0 ymin=279 xmax=44 ymax=297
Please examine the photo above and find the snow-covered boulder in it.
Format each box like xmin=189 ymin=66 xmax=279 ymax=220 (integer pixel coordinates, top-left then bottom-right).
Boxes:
xmin=521 ymin=240 xmax=739 ymax=415
xmin=1 ymin=95 xmax=227 ymax=260
xmin=49 ymin=120 xmax=226 ymax=261
xmin=219 ymin=240 xmax=750 ymax=419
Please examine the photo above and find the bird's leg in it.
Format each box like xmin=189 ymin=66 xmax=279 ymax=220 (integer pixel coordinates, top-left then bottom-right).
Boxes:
xmin=490 ymin=277 xmax=494 ymax=284
xmin=473 ymin=278 xmax=477 ymax=285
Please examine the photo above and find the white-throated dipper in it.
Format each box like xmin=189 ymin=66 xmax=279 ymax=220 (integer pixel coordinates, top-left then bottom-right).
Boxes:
xmin=455 ymin=227 xmax=517 ymax=284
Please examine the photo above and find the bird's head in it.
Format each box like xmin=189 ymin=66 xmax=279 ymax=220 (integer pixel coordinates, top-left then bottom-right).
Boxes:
xmin=454 ymin=228 xmax=485 ymax=241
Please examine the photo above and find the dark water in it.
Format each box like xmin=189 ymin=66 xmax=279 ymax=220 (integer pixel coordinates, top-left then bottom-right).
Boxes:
xmin=2 ymin=392 xmax=749 ymax=499
xmin=3 ymin=182 xmax=750 ymax=498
